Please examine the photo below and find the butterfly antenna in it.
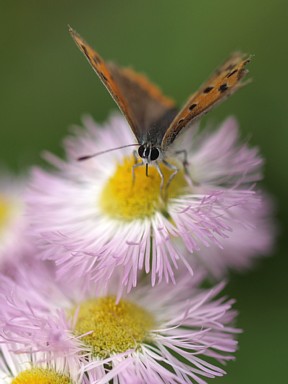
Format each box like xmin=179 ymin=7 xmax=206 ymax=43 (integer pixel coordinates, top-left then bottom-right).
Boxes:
xmin=78 ymin=144 xmax=140 ymax=161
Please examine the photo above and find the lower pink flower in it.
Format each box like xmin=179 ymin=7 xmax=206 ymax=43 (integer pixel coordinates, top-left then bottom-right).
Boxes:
xmin=0 ymin=262 xmax=239 ymax=383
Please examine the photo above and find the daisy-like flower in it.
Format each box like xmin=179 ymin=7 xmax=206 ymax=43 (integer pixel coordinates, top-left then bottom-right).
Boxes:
xmin=0 ymin=269 xmax=89 ymax=383
xmin=27 ymin=113 xmax=274 ymax=291
xmin=0 ymin=343 xmax=90 ymax=383
xmin=193 ymin=197 xmax=275 ymax=278
xmin=0 ymin=262 xmax=239 ymax=384
xmin=0 ymin=170 xmax=33 ymax=273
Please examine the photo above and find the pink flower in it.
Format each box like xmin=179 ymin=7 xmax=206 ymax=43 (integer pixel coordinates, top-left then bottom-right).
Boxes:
xmin=0 ymin=170 xmax=36 ymax=277
xmin=0 ymin=342 xmax=91 ymax=383
xmin=191 ymin=196 xmax=275 ymax=277
xmin=26 ymin=114 xmax=275 ymax=291
xmin=0 ymin=261 xmax=239 ymax=384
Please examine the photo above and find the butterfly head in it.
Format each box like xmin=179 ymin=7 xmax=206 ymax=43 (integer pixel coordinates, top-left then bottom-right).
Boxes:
xmin=138 ymin=144 xmax=162 ymax=163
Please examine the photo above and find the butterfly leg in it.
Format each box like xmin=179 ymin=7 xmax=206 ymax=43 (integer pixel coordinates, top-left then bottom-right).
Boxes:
xmin=132 ymin=161 xmax=144 ymax=186
xmin=174 ymin=149 xmax=197 ymax=187
xmin=162 ymin=159 xmax=179 ymax=195
xmin=174 ymin=149 xmax=188 ymax=166
xmin=133 ymin=150 xmax=139 ymax=165
xmin=155 ymin=162 xmax=164 ymax=191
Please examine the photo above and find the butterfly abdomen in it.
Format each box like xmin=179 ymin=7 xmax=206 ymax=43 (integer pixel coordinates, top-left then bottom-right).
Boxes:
xmin=145 ymin=108 xmax=179 ymax=146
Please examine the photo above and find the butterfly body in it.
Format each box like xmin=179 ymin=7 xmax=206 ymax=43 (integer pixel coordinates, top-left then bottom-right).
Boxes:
xmin=69 ymin=27 xmax=251 ymax=181
xmin=136 ymin=107 xmax=178 ymax=164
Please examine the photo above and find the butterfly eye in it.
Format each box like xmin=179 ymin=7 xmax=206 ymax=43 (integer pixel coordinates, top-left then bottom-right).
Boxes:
xmin=150 ymin=147 xmax=160 ymax=161
xmin=138 ymin=145 xmax=145 ymax=158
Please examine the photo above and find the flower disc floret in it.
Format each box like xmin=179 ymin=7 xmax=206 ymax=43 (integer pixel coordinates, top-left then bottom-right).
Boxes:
xmin=11 ymin=368 xmax=72 ymax=384
xmin=100 ymin=155 xmax=187 ymax=220
xmin=72 ymin=296 xmax=156 ymax=358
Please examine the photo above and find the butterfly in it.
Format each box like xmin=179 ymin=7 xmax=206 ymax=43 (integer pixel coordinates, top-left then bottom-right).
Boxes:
xmin=69 ymin=27 xmax=251 ymax=187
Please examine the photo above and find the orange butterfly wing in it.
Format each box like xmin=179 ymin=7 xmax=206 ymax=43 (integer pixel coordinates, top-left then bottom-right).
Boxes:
xmin=162 ymin=52 xmax=251 ymax=149
xmin=69 ymin=27 xmax=175 ymax=142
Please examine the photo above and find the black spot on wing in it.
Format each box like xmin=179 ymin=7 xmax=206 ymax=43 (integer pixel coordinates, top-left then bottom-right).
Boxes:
xmin=219 ymin=83 xmax=228 ymax=93
xmin=226 ymin=69 xmax=238 ymax=78
xmin=203 ymin=86 xmax=214 ymax=93
xmin=99 ymin=72 xmax=108 ymax=82
xmin=189 ymin=103 xmax=197 ymax=111
xmin=81 ymin=45 xmax=89 ymax=58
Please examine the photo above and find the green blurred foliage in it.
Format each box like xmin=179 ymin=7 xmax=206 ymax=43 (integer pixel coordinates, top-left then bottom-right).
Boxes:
xmin=0 ymin=1 xmax=287 ymax=382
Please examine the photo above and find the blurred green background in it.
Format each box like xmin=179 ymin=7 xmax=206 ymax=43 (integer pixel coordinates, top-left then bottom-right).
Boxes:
xmin=0 ymin=1 xmax=287 ymax=382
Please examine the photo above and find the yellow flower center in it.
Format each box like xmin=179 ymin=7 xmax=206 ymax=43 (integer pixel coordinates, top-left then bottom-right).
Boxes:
xmin=0 ymin=195 xmax=13 ymax=231
xmin=99 ymin=155 xmax=187 ymax=220
xmin=72 ymin=296 xmax=156 ymax=358
xmin=11 ymin=368 xmax=71 ymax=384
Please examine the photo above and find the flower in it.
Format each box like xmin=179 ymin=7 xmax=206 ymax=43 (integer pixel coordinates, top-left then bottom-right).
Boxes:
xmin=0 ymin=262 xmax=239 ymax=384
xmin=26 ymin=113 xmax=274 ymax=291
xmin=0 ymin=170 xmax=45 ymax=282
xmin=0 ymin=170 xmax=33 ymax=273
xmin=0 ymin=267 xmax=88 ymax=383
xmin=192 ymin=196 xmax=275 ymax=277
xmin=0 ymin=342 xmax=90 ymax=384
